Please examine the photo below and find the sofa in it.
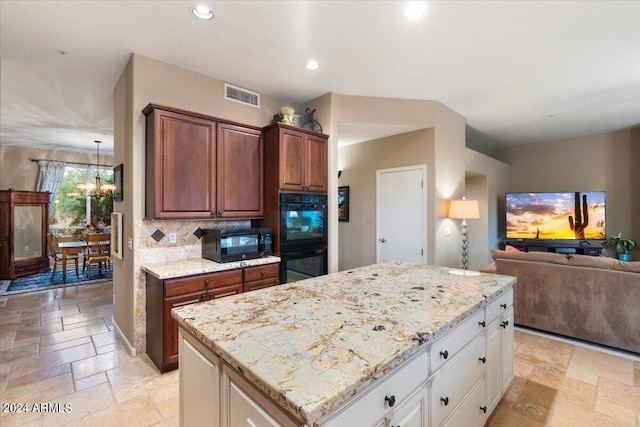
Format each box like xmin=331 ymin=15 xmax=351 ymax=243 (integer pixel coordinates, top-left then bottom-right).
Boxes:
xmin=481 ymin=249 xmax=640 ymax=354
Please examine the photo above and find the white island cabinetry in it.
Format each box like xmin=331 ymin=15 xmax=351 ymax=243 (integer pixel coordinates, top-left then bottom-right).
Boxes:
xmin=174 ymin=262 xmax=516 ymax=427
xmin=179 ymin=330 xmax=220 ymax=427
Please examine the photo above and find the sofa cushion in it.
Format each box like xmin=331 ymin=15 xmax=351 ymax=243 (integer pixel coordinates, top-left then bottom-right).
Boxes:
xmin=491 ymin=248 xmax=569 ymax=265
xmin=496 ymin=258 xmax=640 ymax=353
xmin=479 ymin=262 xmax=497 ymax=274
xmin=567 ymin=254 xmax=640 ymax=273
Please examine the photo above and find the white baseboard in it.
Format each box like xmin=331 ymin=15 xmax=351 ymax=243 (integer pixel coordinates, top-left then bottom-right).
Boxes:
xmin=515 ymin=325 xmax=640 ymax=362
xmin=112 ymin=316 xmax=137 ymax=357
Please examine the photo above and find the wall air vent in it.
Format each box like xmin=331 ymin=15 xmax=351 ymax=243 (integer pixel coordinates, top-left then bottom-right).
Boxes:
xmin=224 ymin=83 xmax=260 ymax=108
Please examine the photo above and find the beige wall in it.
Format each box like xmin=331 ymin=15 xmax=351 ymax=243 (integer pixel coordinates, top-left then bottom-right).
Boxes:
xmin=111 ymin=56 xmax=133 ymax=350
xmin=465 ymin=149 xmax=512 ymax=268
xmin=338 ymin=129 xmax=435 ymax=270
xmin=0 ymin=145 xmax=113 ymax=191
xmin=335 ymin=137 xmax=511 ymax=271
xmin=113 ymin=54 xmax=290 ymax=353
xmin=331 ymin=95 xmax=467 ymax=269
xmin=491 ymin=127 xmax=640 ymax=260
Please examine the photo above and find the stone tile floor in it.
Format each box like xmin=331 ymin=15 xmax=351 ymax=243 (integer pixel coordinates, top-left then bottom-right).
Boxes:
xmin=0 ymin=281 xmax=638 ymax=426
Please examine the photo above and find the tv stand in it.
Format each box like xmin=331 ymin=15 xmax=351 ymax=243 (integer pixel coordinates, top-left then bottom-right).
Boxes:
xmin=504 ymin=240 xmax=603 ymax=256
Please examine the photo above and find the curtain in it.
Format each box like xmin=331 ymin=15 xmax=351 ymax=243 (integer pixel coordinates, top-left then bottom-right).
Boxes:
xmin=36 ymin=160 xmax=67 ymax=209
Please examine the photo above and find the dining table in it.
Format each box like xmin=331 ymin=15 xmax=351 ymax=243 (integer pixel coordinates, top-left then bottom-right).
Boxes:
xmin=58 ymin=239 xmax=110 ymax=283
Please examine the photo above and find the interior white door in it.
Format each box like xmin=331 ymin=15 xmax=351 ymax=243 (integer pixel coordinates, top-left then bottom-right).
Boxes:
xmin=376 ymin=165 xmax=426 ymax=264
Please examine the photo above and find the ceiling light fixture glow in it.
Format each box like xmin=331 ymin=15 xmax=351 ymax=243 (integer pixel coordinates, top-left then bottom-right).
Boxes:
xmin=192 ymin=5 xmax=214 ymax=20
xmin=405 ymin=1 xmax=427 ymax=20
xmin=306 ymin=60 xmax=320 ymax=71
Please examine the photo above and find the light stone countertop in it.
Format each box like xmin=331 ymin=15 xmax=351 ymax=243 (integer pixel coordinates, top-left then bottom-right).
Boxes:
xmin=141 ymin=256 xmax=281 ymax=279
xmin=172 ymin=261 xmax=516 ymax=425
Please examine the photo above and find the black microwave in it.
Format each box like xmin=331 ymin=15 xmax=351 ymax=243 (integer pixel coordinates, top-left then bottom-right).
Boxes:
xmin=202 ymin=228 xmax=261 ymax=263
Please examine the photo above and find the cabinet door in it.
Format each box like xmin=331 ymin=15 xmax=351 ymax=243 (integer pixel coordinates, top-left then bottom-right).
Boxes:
xmin=0 ymin=239 xmax=8 ymax=278
xmin=501 ymin=307 xmax=514 ymax=392
xmin=441 ymin=378 xmax=486 ymax=427
xmin=305 ymin=133 xmax=328 ymax=193
xmin=217 ymin=123 xmax=263 ymax=218
xmin=180 ymin=332 xmax=220 ymax=427
xmin=164 ymin=292 xmax=207 ymax=367
xmin=485 ymin=320 xmax=501 ymax=413
xmin=387 ymin=387 xmax=427 ymax=427
xmin=0 ymin=201 xmax=9 ymax=240
xmin=279 ymin=129 xmax=306 ymax=191
xmin=148 ymin=109 xmax=216 ymax=219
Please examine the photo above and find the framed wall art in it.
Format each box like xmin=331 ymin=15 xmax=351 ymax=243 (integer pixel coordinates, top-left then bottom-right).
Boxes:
xmin=338 ymin=186 xmax=350 ymax=222
xmin=113 ymin=163 xmax=123 ymax=202
xmin=111 ymin=212 xmax=123 ymax=259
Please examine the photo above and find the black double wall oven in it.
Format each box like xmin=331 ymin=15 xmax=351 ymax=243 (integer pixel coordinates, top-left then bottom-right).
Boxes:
xmin=279 ymin=193 xmax=328 ymax=283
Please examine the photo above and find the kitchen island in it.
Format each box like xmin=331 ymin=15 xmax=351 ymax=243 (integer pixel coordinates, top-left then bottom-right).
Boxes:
xmin=172 ymin=261 xmax=516 ymax=427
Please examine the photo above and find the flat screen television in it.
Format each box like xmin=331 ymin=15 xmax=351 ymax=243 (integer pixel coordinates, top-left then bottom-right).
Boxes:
xmin=506 ymin=191 xmax=606 ymax=240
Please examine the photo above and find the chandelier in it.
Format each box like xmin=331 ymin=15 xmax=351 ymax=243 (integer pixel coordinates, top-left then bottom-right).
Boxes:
xmin=77 ymin=140 xmax=115 ymax=199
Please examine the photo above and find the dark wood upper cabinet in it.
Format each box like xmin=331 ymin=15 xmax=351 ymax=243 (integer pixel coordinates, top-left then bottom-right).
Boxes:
xmin=143 ymin=104 xmax=263 ymax=220
xmin=279 ymin=128 xmax=306 ymax=190
xmin=305 ymin=132 xmax=329 ymax=193
xmin=217 ymin=123 xmax=263 ymax=218
xmin=264 ymin=123 xmax=328 ymax=194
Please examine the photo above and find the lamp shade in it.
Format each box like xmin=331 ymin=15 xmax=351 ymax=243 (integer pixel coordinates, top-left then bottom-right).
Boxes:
xmin=448 ymin=199 xmax=480 ymax=219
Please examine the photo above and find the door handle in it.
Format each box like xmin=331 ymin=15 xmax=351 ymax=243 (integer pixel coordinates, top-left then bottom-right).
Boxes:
xmin=379 ymin=237 xmax=387 ymax=243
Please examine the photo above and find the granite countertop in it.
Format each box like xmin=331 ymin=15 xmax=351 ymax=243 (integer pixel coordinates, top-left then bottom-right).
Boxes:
xmin=172 ymin=261 xmax=516 ymax=425
xmin=142 ymin=256 xmax=281 ymax=279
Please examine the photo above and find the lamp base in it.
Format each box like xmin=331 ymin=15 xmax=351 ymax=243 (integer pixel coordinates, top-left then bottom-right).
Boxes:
xmin=449 ymin=269 xmax=481 ymax=276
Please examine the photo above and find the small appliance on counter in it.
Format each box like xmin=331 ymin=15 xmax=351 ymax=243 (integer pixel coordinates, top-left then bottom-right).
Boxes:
xmin=202 ymin=228 xmax=260 ymax=263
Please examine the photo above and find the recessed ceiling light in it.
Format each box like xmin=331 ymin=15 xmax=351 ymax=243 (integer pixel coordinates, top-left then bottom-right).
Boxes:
xmin=306 ymin=60 xmax=320 ymax=71
xmin=192 ymin=5 xmax=214 ymax=20
xmin=405 ymin=1 xmax=427 ymax=20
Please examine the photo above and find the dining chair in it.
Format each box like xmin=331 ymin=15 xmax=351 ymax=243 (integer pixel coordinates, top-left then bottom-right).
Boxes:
xmin=84 ymin=233 xmax=111 ymax=279
xmin=47 ymin=234 xmax=81 ymax=280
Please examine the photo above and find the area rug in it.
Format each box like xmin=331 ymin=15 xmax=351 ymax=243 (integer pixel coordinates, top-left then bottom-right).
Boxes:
xmin=0 ymin=264 xmax=112 ymax=296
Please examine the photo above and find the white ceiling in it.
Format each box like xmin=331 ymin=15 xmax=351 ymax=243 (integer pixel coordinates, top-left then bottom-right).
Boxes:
xmin=1 ymin=1 xmax=639 ymax=155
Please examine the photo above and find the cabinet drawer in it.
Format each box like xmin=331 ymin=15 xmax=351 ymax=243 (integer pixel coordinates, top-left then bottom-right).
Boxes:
xmin=164 ymin=270 xmax=242 ymax=297
xmin=208 ymin=283 xmax=243 ymax=300
xmin=431 ymin=334 xmax=486 ymax=427
xmin=165 ymin=275 xmax=211 ymax=297
xmin=441 ymin=377 xmax=486 ymax=427
xmin=485 ymin=289 xmax=513 ymax=325
xmin=430 ymin=309 xmax=485 ymax=373
xmin=323 ymin=351 xmax=429 ymax=427
xmin=244 ymin=263 xmax=279 ymax=283
xmin=243 ymin=278 xmax=278 ymax=293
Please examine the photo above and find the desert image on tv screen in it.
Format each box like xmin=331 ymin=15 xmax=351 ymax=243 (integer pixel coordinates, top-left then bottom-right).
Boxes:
xmin=506 ymin=192 xmax=606 ymax=240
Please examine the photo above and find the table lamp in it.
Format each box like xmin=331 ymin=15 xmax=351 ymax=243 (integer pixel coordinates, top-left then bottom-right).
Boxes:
xmin=448 ymin=197 xmax=480 ymax=270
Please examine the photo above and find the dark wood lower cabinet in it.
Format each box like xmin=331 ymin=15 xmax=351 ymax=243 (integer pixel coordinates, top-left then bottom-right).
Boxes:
xmin=146 ymin=263 xmax=279 ymax=372
xmin=243 ymin=263 xmax=280 ymax=292
xmin=164 ymin=292 xmax=207 ymax=369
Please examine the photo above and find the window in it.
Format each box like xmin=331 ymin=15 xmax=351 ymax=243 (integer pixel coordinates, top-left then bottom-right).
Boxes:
xmin=50 ymin=166 xmax=113 ymax=235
